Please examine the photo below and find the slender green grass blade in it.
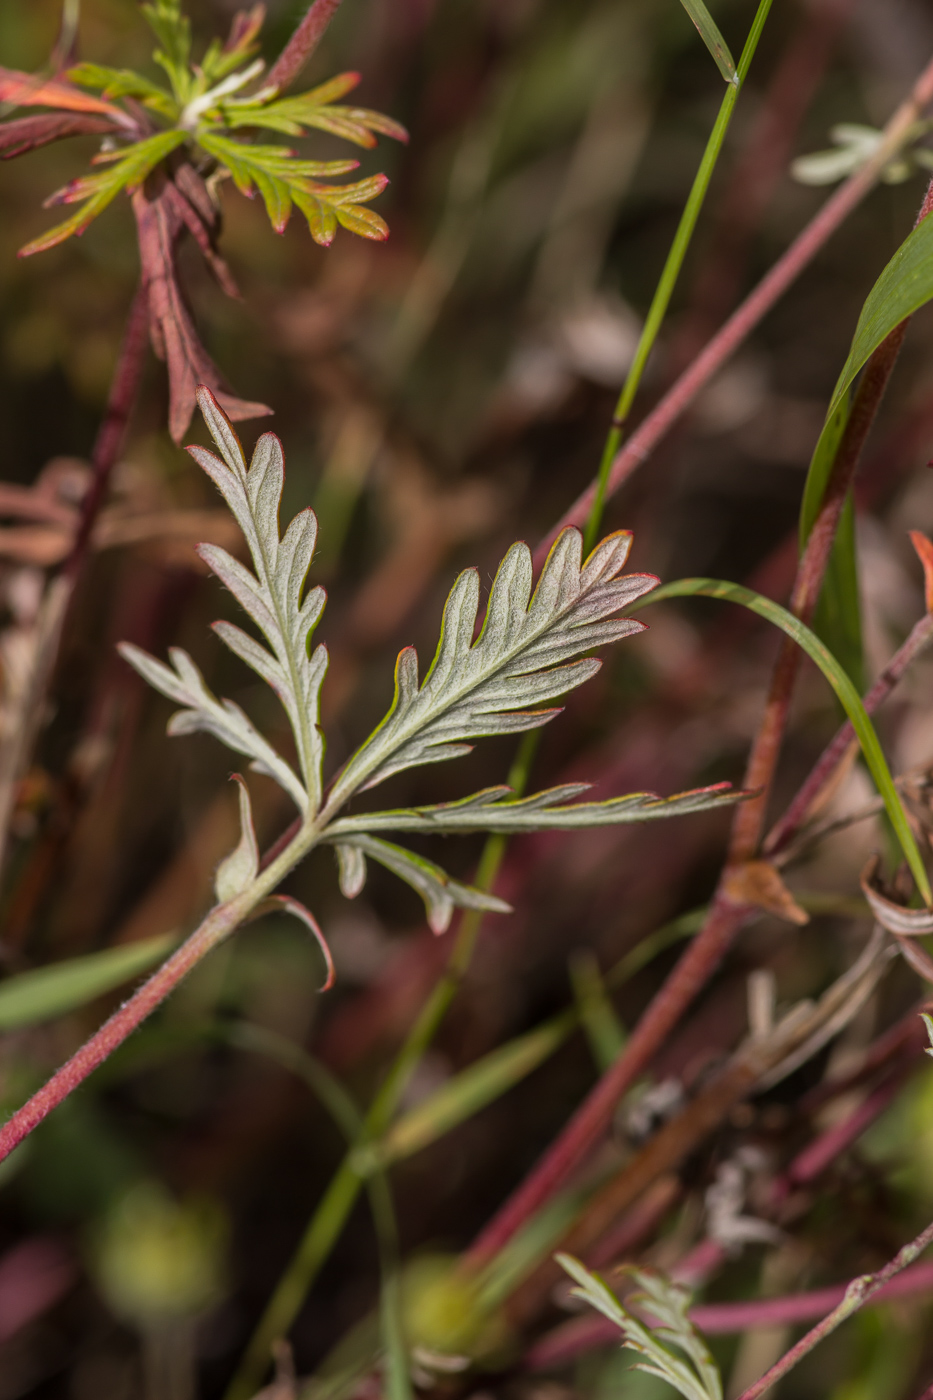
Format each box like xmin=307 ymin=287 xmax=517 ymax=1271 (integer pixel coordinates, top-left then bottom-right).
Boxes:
xmin=0 ymin=932 xmax=178 ymax=1032
xmin=679 ymin=0 xmax=737 ymax=84
xmin=637 ymin=579 xmax=931 ymax=902
xmin=569 ymin=952 xmax=626 ymax=1071
xmin=813 ymin=492 xmax=864 ymax=690
xmin=361 ymin=1014 xmax=575 ymax=1173
xmin=829 ymin=208 xmax=933 ymax=417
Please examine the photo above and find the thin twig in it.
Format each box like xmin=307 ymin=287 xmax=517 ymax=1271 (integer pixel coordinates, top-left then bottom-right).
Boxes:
xmin=0 ymin=283 xmax=149 ymax=879
xmin=735 ymin=1216 xmax=933 ymax=1398
xmin=266 ymin=0 xmax=345 ymax=94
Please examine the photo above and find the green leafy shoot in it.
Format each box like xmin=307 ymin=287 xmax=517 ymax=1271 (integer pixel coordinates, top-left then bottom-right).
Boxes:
xmin=4 ymin=1 xmax=407 ymax=257
xmin=20 ymin=128 xmax=187 ymax=256
xmin=556 ymin=1254 xmax=722 ymax=1400
xmin=141 ymin=0 xmax=193 ymax=102
xmin=678 ymin=0 xmax=737 ymax=85
xmin=119 ymin=389 xmax=750 ymax=940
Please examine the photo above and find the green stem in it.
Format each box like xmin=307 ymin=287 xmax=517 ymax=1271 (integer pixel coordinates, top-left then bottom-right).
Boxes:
xmin=583 ymin=0 xmax=774 ymax=554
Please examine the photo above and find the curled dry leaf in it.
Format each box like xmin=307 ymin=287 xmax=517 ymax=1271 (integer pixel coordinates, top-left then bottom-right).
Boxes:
xmin=723 ymin=859 xmax=809 ymax=925
xmin=860 ymin=853 xmax=933 ymax=935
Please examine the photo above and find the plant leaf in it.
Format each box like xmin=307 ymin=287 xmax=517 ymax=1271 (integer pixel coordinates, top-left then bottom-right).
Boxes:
xmin=638 ymin=578 xmax=932 ymax=903
xmin=555 ymin=1256 xmax=721 ymax=1400
xmin=0 ymin=932 xmax=179 ymax=1032
xmin=0 ymin=112 xmax=118 ymax=160
xmin=255 ymin=894 xmax=335 ymax=990
xmin=19 ymin=127 xmax=187 ymax=257
xmin=215 ymin=776 xmax=260 ymax=902
xmin=118 ymin=641 xmax=308 ymax=809
xmin=678 ymin=0 xmax=737 ymax=85
xmin=141 ymin=0 xmax=193 ymax=101
xmin=190 ymin=387 xmax=328 ymax=811
xmin=828 ymin=204 xmax=933 ymax=419
xmin=201 ymin=5 xmax=266 ymax=84
xmin=220 ymin=72 xmax=408 ymax=147
xmin=327 ymin=530 xmax=657 ymax=806
xmin=335 ymin=843 xmax=367 ymax=898
xmin=195 ymin=129 xmax=390 ymax=244
xmin=326 ymin=780 xmax=747 ymax=837
xmin=360 ymin=1016 xmax=573 ymax=1173
xmin=67 ymin=61 xmax=178 ymax=120
xmin=0 ymin=64 xmax=126 ymax=117
xmin=324 ymin=833 xmax=511 ymax=934
xmin=131 ymin=173 xmax=268 ymax=439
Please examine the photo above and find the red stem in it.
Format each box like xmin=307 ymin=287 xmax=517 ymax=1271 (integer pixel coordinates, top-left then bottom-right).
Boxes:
xmin=0 ymin=904 xmax=230 ymax=1160
xmin=266 ymin=0 xmax=345 ymax=93
xmin=63 ymin=282 xmax=149 ymax=583
xmin=765 ymin=610 xmax=933 ymax=854
xmin=533 ymin=49 xmax=933 ymax=570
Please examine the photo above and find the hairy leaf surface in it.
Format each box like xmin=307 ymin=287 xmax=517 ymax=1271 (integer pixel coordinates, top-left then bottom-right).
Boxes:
xmin=118 ymin=641 xmax=307 ymax=810
xmin=326 ymin=781 xmax=746 ymax=836
xmin=328 ymin=530 xmax=657 ymax=805
xmin=189 ymin=387 xmax=328 ymax=811
xmin=325 ymin=833 xmax=511 ymax=934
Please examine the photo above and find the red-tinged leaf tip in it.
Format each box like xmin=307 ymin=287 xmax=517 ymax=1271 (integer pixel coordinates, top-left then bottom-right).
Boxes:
xmin=266 ymin=894 xmax=335 ymax=990
xmin=910 ymin=530 xmax=933 ymax=613
xmin=0 ymin=66 xmax=125 ymax=118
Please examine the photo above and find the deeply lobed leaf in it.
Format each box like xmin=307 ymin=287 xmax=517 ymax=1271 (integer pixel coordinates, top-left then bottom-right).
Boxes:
xmin=326 ymin=529 xmax=658 ymax=805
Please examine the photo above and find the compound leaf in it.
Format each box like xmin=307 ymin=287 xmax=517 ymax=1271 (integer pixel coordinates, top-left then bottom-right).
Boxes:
xmin=190 ymin=387 xmax=328 ymax=811
xmin=118 ymin=641 xmax=307 ymax=810
xmin=326 ymin=780 xmax=747 ymax=837
xmin=327 ymin=531 xmax=657 ymax=805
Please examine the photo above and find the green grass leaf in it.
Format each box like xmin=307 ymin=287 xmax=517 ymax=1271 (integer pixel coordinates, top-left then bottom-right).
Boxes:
xmin=638 ymin=578 xmax=931 ymax=902
xmin=678 ymin=0 xmax=737 ymax=84
xmin=829 ymin=208 xmax=933 ymax=417
xmin=0 ymin=933 xmax=178 ymax=1032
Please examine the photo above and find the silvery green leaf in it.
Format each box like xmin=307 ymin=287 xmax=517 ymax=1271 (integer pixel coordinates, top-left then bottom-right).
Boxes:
xmin=191 ymin=386 xmax=328 ymax=812
xmin=326 ymin=780 xmax=746 ymax=838
xmin=327 ymin=529 xmax=657 ymax=805
xmin=325 ymin=834 xmax=511 ymax=933
xmin=335 ymin=844 xmax=367 ymax=899
xmin=215 ymin=776 xmax=259 ymax=902
xmin=118 ymin=641 xmax=307 ymax=809
xmin=555 ymin=1256 xmax=721 ymax=1400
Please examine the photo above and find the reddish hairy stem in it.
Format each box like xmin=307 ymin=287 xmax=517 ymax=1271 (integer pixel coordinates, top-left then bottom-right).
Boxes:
xmin=533 ymin=50 xmax=933 ymax=568
xmin=735 ymin=1216 xmax=933 ymax=1398
xmin=266 ymin=0 xmax=345 ymax=93
xmin=766 ymin=610 xmax=933 ymax=854
xmin=0 ymin=904 xmax=231 ymax=1160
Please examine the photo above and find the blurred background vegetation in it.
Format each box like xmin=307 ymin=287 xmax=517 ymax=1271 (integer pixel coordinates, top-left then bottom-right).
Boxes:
xmin=5 ymin=0 xmax=933 ymax=1397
